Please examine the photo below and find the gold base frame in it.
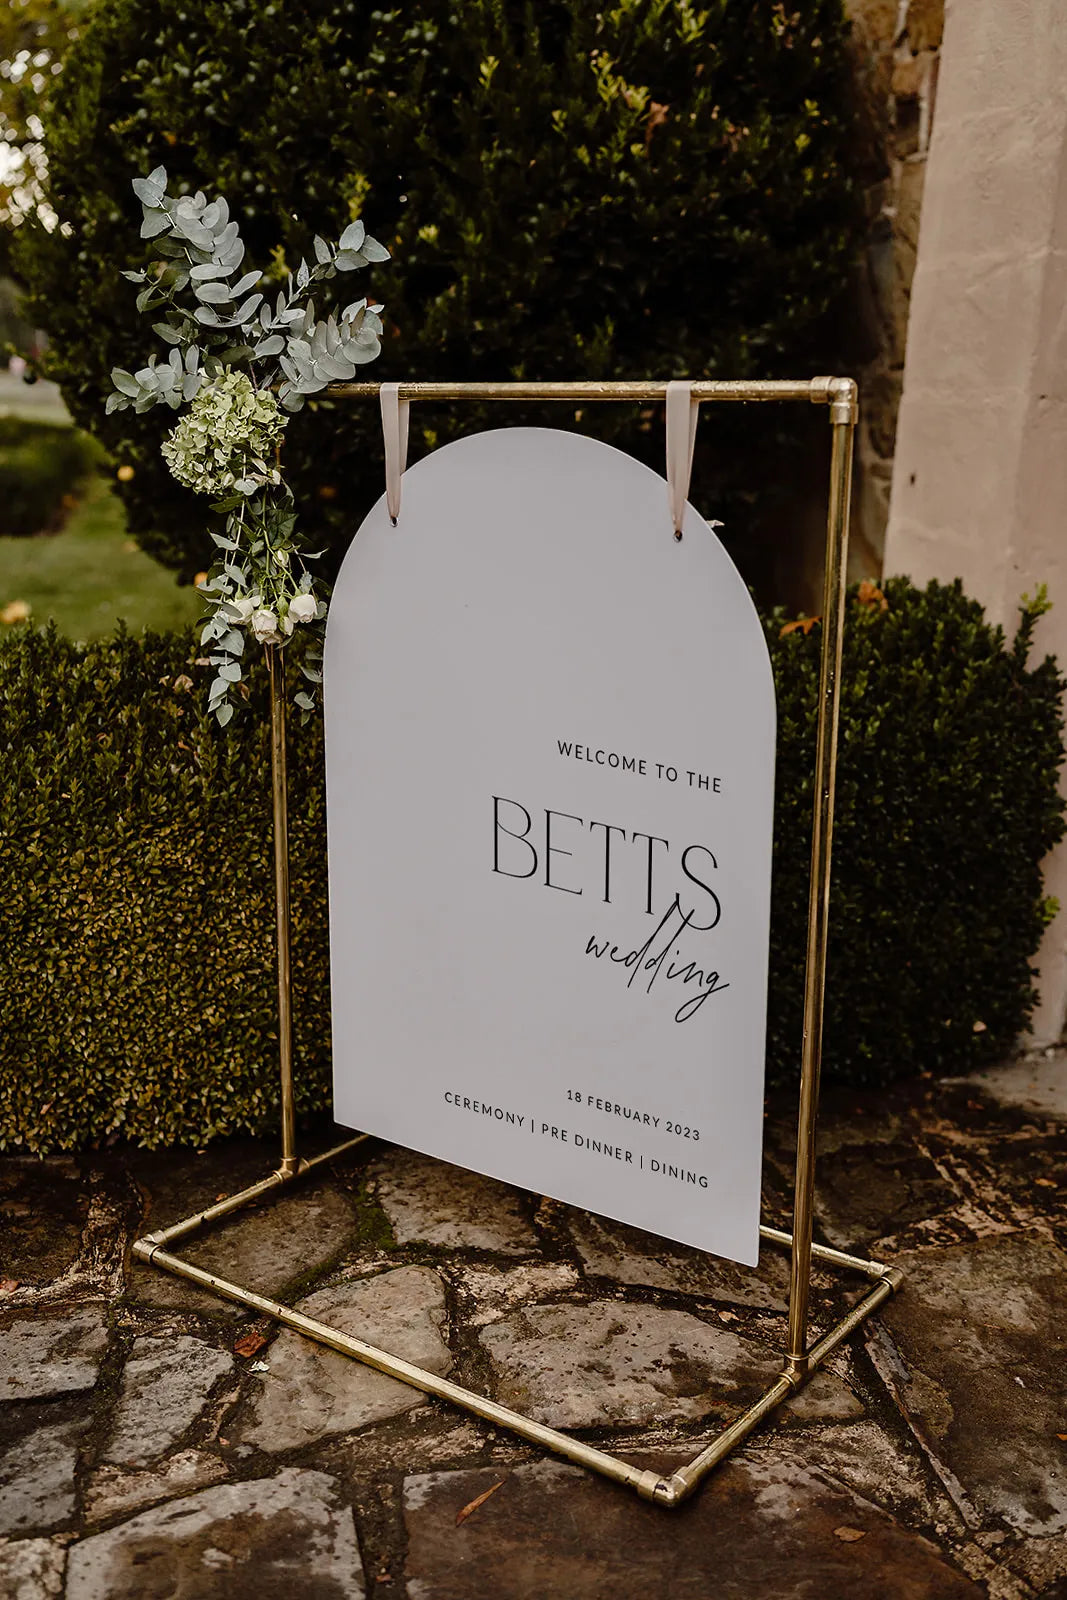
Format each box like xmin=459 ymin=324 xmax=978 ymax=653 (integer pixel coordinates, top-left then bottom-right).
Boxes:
xmin=134 ymin=376 xmax=901 ymax=1507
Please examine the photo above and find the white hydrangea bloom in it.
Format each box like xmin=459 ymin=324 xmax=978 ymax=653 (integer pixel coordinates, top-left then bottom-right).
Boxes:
xmin=161 ymin=372 xmax=287 ymax=495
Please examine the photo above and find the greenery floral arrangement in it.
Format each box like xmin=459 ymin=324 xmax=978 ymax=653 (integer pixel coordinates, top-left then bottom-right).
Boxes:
xmin=109 ymin=166 xmax=389 ymax=724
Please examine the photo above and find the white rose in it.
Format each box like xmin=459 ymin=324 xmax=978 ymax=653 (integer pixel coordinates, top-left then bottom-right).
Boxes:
xmin=280 ymin=609 xmax=296 ymax=637
xmin=288 ymin=593 xmax=318 ymax=626
xmin=251 ymin=608 xmax=282 ymax=644
xmin=230 ymin=596 xmax=257 ymax=622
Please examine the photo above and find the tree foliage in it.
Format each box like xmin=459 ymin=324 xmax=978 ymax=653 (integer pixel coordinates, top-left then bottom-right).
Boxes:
xmin=15 ymin=0 xmax=862 ymax=581
xmin=0 ymin=0 xmax=85 ymax=266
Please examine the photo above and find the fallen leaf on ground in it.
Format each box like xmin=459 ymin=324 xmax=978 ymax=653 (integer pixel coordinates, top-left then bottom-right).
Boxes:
xmin=833 ymin=1526 xmax=867 ymax=1542
xmin=456 ymin=1480 xmax=505 ymax=1526
xmin=1035 ymin=1178 xmax=1056 ymax=1188
xmin=0 ymin=1279 xmax=20 ymax=1295
xmin=1055 ymin=1433 xmax=1067 ymax=1441
xmin=234 ymin=1331 xmax=268 ymax=1358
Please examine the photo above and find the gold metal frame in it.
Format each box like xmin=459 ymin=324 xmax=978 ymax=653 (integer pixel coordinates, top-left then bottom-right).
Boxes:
xmin=134 ymin=375 xmax=901 ymax=1507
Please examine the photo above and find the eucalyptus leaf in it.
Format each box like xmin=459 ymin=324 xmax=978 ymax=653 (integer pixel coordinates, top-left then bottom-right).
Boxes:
xmin=315 ymin=351 xmax=356 ymax=381
xmin=339 ymin=219 xmax=366 ymax=252
xmin=153 ymin=322 xmax=183 ymax=345
xmin=231 ymin=269 xmax=262 ymax=298
xmin=232 ymin=294 xmax=263 ymax=323
xmin=140 ymin=209 xmax=172 ymax=239
xmin=111 ymin=367 xmax=140 ymax=397
xmin=132 ymin=177 xmax=164 ymax=205
xmin=195 ymin=280 xmax=234 ymax=304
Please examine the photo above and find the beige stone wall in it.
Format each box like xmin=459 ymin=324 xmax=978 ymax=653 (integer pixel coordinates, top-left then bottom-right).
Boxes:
xmin=844 ymin=0 xmax=944 ymax=580
xmin=884 ymin=0 xmax=1067 ymax=1043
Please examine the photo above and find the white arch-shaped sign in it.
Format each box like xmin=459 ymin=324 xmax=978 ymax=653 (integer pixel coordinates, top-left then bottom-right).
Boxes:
xmin=325 ymin=427 xmax=775 ymax=1265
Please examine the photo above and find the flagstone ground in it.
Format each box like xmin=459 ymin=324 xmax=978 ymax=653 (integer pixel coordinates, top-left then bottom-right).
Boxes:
xmin=1 ymin=1055 xmax=1064 ymax=1598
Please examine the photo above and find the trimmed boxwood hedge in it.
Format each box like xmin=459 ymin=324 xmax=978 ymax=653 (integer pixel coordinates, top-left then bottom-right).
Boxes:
xmin=1 ymin=576 xmax=1063 ymax=1153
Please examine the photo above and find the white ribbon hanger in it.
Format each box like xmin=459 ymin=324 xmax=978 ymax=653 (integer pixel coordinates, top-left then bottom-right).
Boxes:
xmin=379 ymin=382 xmax=410 ymax=524
xmin=665 ymin=379 xmax=699 ymax=540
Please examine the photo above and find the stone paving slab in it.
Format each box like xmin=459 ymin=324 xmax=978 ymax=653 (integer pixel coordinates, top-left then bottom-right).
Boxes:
xmin=455 ymin=1262 xmax=581 ymax=1326
xmin=85 ymin=1449 xmax=229 ymax=1526
xmin=238 ymin=1266 xmax=452 ymax=1453
xmin=569 ymin=1212 xmax=792 ymax=1308
xmin=1 ymin=1070 xmax=1064 ymax=1594
xmin=370 ymin=1149 xmax=538 ymax=1255
xmin=0 ymin=1537 xmax=67 ymax=1599
xmin=814 ymin=1141 xmax=959 ymax=1250
xmin=0 ymin=1309 xmax=108 ymax=1400
xmin=65 ymin=1468 xmax=365 ymax=1599
xmin=401 ymin=1457 xmax=986 ymax=1600
xmin=104 ymin=1335 xmax=234 ymax=1466
xmin=963 ymin=1053 xmax=1067 ymax=1121
xmin=0 ymin=1419 xmax=86 ymax=1536
xmin=128 ymin=1181 xmax=359 ymax=1316
xmin=478 ymin=1299 xmax=857 ymax=1430
xmin=881 ymin=1233 xmax=1067 ymax=1536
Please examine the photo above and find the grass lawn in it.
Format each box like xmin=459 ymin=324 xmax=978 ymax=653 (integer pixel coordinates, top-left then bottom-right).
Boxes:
xmin=0 ymin=474 xmax=201 ymax=641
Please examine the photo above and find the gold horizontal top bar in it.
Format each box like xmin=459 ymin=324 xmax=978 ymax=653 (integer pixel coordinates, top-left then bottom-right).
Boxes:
xmin=326 ymin=377 xmax=856 ymax=406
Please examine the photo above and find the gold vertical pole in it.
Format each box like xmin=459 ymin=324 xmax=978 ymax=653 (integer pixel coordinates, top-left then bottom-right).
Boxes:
xmin=266 ymin=643 xmax=298 ymax=1178
xmin=785 ymin=379 xmax=857 ymax=1375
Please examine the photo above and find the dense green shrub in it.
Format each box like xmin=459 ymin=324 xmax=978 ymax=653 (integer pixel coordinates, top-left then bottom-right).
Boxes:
xmin=768 ymin=579 xmax=1065 ymax=1086
xmin=14 ymin=0 xmax=861 ymax=584
xmin=1 ymin=578 xmax=1062 ymax=1153
xmin=0 ymin=416 xmax=106 ymax=538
